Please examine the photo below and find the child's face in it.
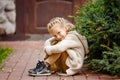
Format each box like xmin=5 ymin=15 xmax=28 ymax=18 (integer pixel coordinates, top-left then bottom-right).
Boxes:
xmin=50 ymin=23 xmax=68 ymax=41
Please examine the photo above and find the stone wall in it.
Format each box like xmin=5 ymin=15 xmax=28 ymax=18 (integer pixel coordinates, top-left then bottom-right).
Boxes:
xmin=0 ymin=0 xmax=16 ymax=35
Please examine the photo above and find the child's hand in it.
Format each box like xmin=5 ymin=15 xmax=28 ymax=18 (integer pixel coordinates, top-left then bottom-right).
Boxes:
xmin=51 ymin=40 xmax=58 ymax=45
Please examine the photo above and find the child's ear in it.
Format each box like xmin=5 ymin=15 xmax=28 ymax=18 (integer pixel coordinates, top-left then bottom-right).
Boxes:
xmin=64 ymin=25 xmax=69 ymax=31
xmin=65 ymin=23 xmax=71 ymax=30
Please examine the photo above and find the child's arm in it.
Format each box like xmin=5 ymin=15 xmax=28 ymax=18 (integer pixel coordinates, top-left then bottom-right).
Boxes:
xmin=44 ymin=37 xmax=57 ymax=46
xmin=44 ymin=37 xmax=58 ymax=54
xmin=45 ymin=34 xmax=82 ymax=55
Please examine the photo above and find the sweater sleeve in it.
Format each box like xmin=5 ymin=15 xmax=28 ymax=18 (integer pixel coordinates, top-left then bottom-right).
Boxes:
xmin=45 ymin=34 xmax=81 ymax=55
xmin=44 ymin=37 xmax=56 ymax=47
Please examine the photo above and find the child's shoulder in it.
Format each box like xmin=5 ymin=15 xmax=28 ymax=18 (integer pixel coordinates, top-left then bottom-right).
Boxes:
xmin=65 ymin=31 xmax=79 ymax=40
xmin=68 ymin=30 xmax=78 ymax=34
xmin=67 ymin=31 xmax=79 ymax=37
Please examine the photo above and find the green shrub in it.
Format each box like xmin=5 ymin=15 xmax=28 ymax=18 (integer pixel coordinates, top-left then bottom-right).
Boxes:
xmin=0 ymin=47 xmax=13 ymax=65
xmin=90 ymin=43 xmax=120 ymax=76
xmin=72 ymin=0 xmax=120 ymax=76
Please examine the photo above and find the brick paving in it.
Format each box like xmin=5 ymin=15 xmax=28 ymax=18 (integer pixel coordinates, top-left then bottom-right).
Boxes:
xmin=0 ymin=40 xmax=120 ymax=80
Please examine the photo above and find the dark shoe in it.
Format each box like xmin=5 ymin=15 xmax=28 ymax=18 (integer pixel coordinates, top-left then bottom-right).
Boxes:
xmin=29 ymin=65 xmax=52 ymax=76
xmin=37 ymin=66 xmax=51 ymax=75
xmin=28 ymin=60 xmax=45 ymax=74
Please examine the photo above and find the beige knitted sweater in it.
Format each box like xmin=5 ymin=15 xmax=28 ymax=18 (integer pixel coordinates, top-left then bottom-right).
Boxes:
xmin=44 ymin=31 xmax=89 ymax=75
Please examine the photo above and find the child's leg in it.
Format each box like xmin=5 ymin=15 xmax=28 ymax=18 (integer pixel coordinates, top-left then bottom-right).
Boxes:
xmin=44 ymin=53 xmax=61 ymax=66
xmin=60 ymin=52 xmax=69 ymax=73
xmin=44 ymin=53 xmax=61 ymax=71
xmin=44 ymin=52 xmax=69 ymax=73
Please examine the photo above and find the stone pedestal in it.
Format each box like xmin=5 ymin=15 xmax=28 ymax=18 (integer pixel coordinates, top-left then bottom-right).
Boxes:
xmin=0 ymin=0 xmax=16 ymax=35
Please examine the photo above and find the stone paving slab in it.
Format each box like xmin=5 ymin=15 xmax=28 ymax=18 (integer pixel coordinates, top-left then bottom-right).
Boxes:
xmin=0 ymin=41 xmax=120 ymax=80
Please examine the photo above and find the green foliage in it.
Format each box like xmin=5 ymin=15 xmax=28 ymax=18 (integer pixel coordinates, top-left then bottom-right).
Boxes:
xmin=90 ymin=43 xmax=120 ymax=75
xmin=0 ymin=47 xmax=13 ymax=65
xmin=72 ymin=0 xmax=120 ymax=76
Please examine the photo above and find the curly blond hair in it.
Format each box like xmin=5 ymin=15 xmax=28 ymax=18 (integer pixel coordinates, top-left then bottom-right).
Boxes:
xmin=47 ymin=17 xmax=75 ymax=33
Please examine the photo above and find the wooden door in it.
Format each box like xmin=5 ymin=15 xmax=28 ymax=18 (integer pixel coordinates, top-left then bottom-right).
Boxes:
xmin=16 ymin=0 xmax=86 ymax=34
xmin=36 ymin=0 xmax=73 ymax=34
xmin=24 ymin=0 xmax=73 ymax=34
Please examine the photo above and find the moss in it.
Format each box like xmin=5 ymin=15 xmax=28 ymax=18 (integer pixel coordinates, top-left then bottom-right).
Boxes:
xmin=0 ymin=47 xmax=13 ymax=65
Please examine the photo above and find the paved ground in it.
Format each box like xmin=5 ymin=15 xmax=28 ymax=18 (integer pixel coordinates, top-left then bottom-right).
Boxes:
xmin=0 ymin=35 xmax=120 ymax=80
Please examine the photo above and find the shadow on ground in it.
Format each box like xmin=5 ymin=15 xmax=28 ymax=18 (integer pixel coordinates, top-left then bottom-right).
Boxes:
xmin=0 ymin=34 xmax=51 ymax=41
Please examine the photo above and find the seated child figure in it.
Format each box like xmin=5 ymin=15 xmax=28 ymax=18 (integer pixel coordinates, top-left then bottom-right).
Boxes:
xmin=28 ymin=17 xmax=89 ymax=76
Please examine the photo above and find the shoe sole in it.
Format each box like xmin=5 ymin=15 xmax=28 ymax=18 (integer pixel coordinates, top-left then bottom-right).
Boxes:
xmin=56 ymin=72 xmax=68 ymax=76
xmin=28 ymin=71 xmax=55 ymax=76
xmin=29 ymin=73 xmax=51 ymax=76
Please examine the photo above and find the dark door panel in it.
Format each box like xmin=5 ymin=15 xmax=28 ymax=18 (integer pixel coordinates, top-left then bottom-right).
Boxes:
xmin=36 ymin=0 xmax=73 ymax=33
